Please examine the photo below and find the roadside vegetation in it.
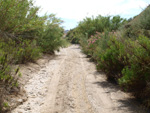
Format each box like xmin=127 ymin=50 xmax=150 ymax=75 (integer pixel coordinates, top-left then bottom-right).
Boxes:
xmin=0 ymin=0 xmax=67 ymax=112
xmin=67 ymin=5 xmax=150 ymax=108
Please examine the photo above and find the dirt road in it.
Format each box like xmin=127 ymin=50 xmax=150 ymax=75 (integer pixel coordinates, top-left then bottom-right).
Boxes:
xmin=12 ymin=45 xmax=149 ymax=113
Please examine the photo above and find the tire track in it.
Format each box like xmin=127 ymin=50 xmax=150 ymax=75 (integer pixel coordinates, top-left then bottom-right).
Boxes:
xmin=41 ymin=49 xmax=67 ymax=113
xmin=53 ymin=46 xmax=95 ymax=113
xmin=12 ymin=45 xmax=150 ymax=113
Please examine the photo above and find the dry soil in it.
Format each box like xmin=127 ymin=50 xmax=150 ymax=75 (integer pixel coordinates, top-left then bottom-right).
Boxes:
xmin=11 ymin=45 xmax=149 ymax=113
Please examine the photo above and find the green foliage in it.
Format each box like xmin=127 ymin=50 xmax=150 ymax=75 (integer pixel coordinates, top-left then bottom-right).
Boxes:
xmin=97 ymin=37 xmax=126 ymax=80
xmin=78 ymin=15 xmax=126 ymax=37
xmin=3 ymin=102 xmax=9 ymax=108
xmin=37 ymin=15 xmax=65 ymax=54
xmin=0 ymin=0 xmax=65 ymax=54
xmin=14 ymin=40 xmax=41 ymax=64
xmin=67 ymin=15 xmax=126 ymax=43
xmin=84 ymin=32 xmax=127 ymax=80
xmin=0 ymin=0 xmax=66 ymax=112
xmin=66 ymin=28 xmax=81 ymax=44
xmin=119 ymin=36 xmax=150 ymax=106
xmin=78 ymin=16 xmax=110 ymax=37
xmin=0 ymin=0 xmax=45 ymax=39
xmin=0 ymin=0 xmax=66 ymax=61
xmin=111 ymin=16 xmax=127 ymax=31
xmin=0 ymin=39 xmax=41 ymax=64
xmin=0 ymin=48 xmax=21 ymax=112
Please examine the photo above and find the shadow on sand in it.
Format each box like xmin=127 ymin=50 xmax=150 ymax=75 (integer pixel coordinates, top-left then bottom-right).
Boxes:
xmin=93 ymin=80 xmax=150 ymax=113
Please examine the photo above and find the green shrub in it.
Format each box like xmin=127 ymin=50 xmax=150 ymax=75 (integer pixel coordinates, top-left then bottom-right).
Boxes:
xmin=96 ymin=33 xmax=128 ymax=81
xmin=14 ymin=39 xmax=41 ymax=64
xmin=37 ymin=15 xmax=65 ymax=54
xmin=80 ymin=32 xmax=109 ymax=57
xmin=66 ymin=28 xmax=81 ymax=44
xmin=0 ymin=39 xmax=41 ymax=64
xmin=119 ymin=36 xmax=150 ymax=107
xmin=78 ymin=15 xmax=126 ymax=37
xmin=66 ymin=15 xmax=126 ymax=44
xmin=0 ymin=51 xmax=20 ymax=112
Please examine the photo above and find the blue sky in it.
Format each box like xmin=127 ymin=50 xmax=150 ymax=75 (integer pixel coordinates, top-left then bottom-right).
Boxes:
xmin=35 ymin=0 xmax=150 ymax=30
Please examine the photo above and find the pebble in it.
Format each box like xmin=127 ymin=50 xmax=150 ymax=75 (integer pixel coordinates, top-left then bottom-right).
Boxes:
xmin=24 ymin=106 xmax=31 ymax=111
xmin=17 ymin=99 xmax=23 ymax=103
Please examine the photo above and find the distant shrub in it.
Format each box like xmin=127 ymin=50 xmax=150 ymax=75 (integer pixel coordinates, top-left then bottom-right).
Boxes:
xmin=66 ymin=28 xmax=81 ymax=44
xmin=66 ymin=15 xmax=126 ymax=43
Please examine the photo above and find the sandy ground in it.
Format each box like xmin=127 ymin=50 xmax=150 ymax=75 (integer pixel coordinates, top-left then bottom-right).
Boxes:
xmin=11 ymin=45 xmax=149 ymax=113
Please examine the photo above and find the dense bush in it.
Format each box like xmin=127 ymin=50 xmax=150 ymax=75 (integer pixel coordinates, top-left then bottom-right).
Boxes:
xmin=14 ymin=40 xmax=41 ymax=64
xmin=67 ymin=15 xmax=127 ymax=43
xmin=96 ymin=35 xmax=127 ymax=80
xmin=78 ymin=15 xmax=126 ymax=38
xmin=0 ymin=0 xmax=67 ymax=112
xmin=0 ymin=0 xmax=66 ymax=63
xmin=0 ymin=0 xmax=45 ymax=38
xmin=66 ymin=28 xmax=81 ymax=44
xmin=83 ymin=32 xmax=127 ymax=80
xmin=0 ymin=39 xmax=41 ymax=64
xmin=119 ymin=36 xmax=150 ymax=106
xmin=37 ymin=15 xmax=66 ymax=54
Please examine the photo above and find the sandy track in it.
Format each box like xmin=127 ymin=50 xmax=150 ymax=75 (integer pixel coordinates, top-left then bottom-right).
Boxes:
xmin=12 ymin=45 xmax=149 ymax=113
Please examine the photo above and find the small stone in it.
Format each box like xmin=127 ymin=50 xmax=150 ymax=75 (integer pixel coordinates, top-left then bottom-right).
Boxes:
xmin=45 ymin=90 xmax=48 ymax=93
xmin=18 ymin=109 xmax=24 ymax=113
xmin=24 ymin=106 xmax=31 ymax=111
xmin=17 ymin=99 xmax=23 ymax=103
xmin=40 ymin=103 xmax=44 ymax=106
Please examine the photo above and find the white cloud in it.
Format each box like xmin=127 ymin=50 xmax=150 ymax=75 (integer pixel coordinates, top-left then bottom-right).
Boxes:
xmin=34 ymin=0 xmax=149 ymax=29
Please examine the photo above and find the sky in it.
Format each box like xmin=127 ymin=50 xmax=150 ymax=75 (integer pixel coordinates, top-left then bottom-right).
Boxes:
xmin=34 ymin=0 xmax=150 ymax=30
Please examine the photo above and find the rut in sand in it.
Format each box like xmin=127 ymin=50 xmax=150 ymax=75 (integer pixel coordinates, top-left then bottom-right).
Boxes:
xmin=12 ymin=45 xmax=149 ymax=113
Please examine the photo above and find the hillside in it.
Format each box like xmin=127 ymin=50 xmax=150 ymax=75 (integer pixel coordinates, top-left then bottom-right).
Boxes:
xmin=122 ymin=5 xmax=150 ymax=38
